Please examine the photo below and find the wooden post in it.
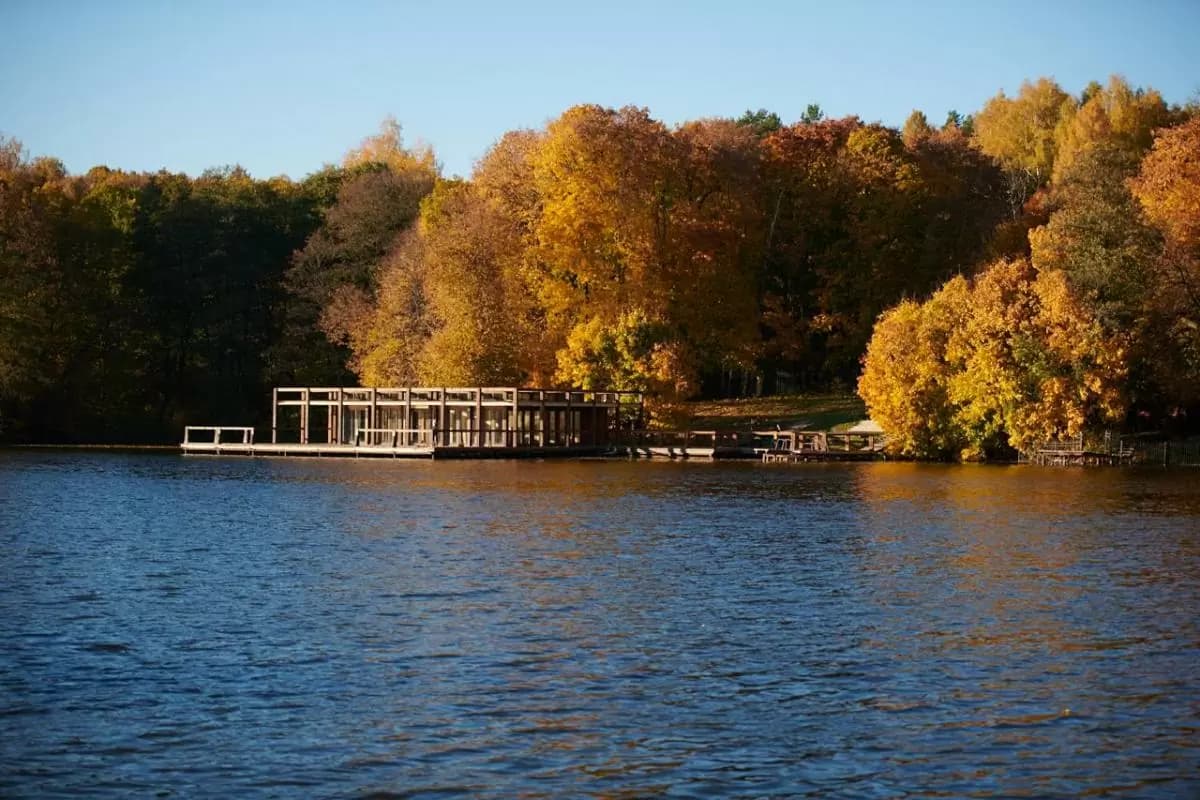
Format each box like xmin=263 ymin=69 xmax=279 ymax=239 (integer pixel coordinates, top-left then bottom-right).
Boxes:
xmin=539 ymin=390 xmax=547 ymax=447
xmin=475 ymin=387 xmax=483 ymax=447
xmin=591 ymin=396 xmax=598 ymax=446
xmin=440 ymin=389 xmax=448 ymax=447
xmin=300 ymin=388 xmax=310 ymax=445
xmin=511 ymin=388 xmax=519 ymax=447
xmin=405 ymin=387 xmax=413 ymax=447
xmin=369 ymin=387 xmax=378 ymax=437
xmin=565 ymin=391 xmax=573 ymax=446
xmin=271 ymin=388 xmax=278 ymax=443
xmin=336 ymin=388 xmax=344 ymax=444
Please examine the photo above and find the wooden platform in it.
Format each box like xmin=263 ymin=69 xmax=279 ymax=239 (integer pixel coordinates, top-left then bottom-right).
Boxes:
xmin=181 ymin=441 xmax=612 ymax=459
xmin=761 ymin=450 xmax=883 ymax=463
xmin=1024 ymin=434 xmax=1135 ymax=466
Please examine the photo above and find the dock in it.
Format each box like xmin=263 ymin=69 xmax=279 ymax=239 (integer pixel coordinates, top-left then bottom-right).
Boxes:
xmin=180 ymin=429 xmax=611 ymax=459
xmin=1022 ymin=434 xmax=1135 ymax=466
xmin=182 ymin=387 xmax=895 ymax=462
xmin=611 ymin=429 xmax=888 ymax=461
xmin=759 ymin=430 xmax=887 ymax=463
xmin=183 ymin=385 xmax=643 ymax=459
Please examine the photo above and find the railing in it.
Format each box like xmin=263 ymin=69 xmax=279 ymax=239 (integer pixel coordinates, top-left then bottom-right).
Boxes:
xmin=738 ymin=430 xmax=887 ymax=454
xmin=1130 ymin=440 xmax=1200 ymax=467
xmin=183 ymin=426 xmax=255 ymax=445
xmin=621 ymin=430 xmax=771 ymax=450
xmin=354 ymin=428 xmax=436 ymax=447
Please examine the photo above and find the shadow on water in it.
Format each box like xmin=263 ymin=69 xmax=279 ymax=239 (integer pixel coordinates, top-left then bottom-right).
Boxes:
xmin=0 ymin=452 xmax=1198 ymax=798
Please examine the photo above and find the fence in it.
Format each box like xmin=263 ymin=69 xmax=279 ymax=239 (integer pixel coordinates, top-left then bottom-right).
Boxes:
xmin=1131 ymin=441 xmax=1200 ymax=467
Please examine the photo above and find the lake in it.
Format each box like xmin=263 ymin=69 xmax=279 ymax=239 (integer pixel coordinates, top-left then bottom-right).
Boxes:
xmin=1 ymin=452 xmax=1198 ymax=798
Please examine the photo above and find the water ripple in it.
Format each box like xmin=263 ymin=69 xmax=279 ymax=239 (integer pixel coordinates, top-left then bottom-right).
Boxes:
xmin=1 ymin=453 xmax=1198 ymax=797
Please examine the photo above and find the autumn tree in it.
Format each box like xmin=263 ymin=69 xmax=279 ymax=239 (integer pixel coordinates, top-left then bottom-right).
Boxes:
xmin=973 ymin=78 xmax=1071 ymax=214
xmin=530 ymin=106 xmax=701 ymax=396
xmin=860 ymin=258 xmax=1128 ymax=459
xmin=945 ymin=259 xmax=1126 ymax=455
xmin=1052 ymin=75 xmax=1177 ymax=182
xmin=1028 ymin=143 xmax=1160 ymax=330
xmin=279 ymin=121 xmax=438 ymax=384
xmin=857 ymin=280 xmax=971 ymax=458
xmin=901 ymin=110 xmax=935 ymax=148
xmin=1129 ymin=117 xmax=1200 ymax=417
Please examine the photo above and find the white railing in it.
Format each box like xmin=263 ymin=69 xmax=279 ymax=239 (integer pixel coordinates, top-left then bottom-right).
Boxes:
xmin=354 ymin=428 xmax=436 ymax=447
xmin=183 ymin=426 xmax=255 ymax=445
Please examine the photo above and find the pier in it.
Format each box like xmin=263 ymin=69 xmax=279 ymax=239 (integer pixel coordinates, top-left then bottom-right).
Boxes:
xmin=1021 ymin=434 xmax=1135 ymax=466
xmin=759 ymin=430 xmax=887 ymax=462
xmin=182 ymin=386 xmax=643 ymax=458
xmin=182 ymin=387 xmax=898 ymax=461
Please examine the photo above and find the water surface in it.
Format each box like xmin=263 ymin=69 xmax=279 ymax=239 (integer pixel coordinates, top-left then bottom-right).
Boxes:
xmin=2 ymin=453 xmax=1198 ymax=797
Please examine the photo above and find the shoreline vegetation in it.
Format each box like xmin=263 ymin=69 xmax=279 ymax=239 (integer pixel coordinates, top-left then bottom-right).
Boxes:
xmin=2 ymin=77 xmax=1197 ymax=461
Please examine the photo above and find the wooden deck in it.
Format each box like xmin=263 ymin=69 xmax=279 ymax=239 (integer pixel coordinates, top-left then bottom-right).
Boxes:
xmin=181 ymin=425 xmax=889 ymax=462
xmin=1023 ymin=434 xmax=1135 ymax=466
xmin=761 ymin=450 xmax=882 ymax=463
xmin=182 ymin=424 xmax=616 ymax=459
xmin=759 ymin=430 xmax=887 ymax=463
xmin=181 ymin=440 xmax=615 ymax=459
xmin=182 ymin=441 xmax=434 ymax=458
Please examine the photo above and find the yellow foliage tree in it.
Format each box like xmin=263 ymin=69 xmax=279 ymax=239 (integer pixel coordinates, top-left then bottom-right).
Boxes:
xmin=1052 ymin=76 xmax=1174 ymax=182
xmin=860 ymin=258 xmax=1128 ymax=459
xmin=973 ymin=78 xmax=1071 ymax=210
xmin=858 ymin=279 xmax=971 ymax=458
xmin=343 ymin=116 xmax=439 ymax=175
xmin=948 ymin=260 xmax=1127 ymax=454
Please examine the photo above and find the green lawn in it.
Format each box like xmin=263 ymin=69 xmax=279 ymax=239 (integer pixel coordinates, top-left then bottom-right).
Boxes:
xmin=675 ymin=394 xmax=868 ymax=432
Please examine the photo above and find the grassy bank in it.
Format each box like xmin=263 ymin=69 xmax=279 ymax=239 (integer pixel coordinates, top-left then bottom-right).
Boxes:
xmin=671 ymin=394 xmax=868 ymax=432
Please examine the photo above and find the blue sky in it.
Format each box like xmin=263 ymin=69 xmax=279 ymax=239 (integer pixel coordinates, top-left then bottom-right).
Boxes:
xmin=2 ymin=0 xmax=1197 ymax=179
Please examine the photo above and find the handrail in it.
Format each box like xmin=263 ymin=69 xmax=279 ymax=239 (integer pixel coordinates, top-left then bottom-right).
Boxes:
xmin=183 ymin=426 xmax=255 ymax=445
xmin=354 ymin=427 xmax=436 ymax=447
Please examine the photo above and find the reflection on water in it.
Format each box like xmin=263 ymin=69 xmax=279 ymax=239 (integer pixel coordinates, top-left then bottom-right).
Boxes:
xmin=1 ymin=453 xmax=1198 ymax=797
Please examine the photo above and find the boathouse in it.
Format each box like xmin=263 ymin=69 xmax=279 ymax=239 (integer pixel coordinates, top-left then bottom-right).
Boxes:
xmin=182 ymin=386 xmax=644 ymax=457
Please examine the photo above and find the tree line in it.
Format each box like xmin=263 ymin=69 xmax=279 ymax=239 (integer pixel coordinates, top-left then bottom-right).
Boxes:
xmin=1 ymin=76 xmax=1195 ymax=445
xmin=860 ymin=78 xmax=1199 ymax=458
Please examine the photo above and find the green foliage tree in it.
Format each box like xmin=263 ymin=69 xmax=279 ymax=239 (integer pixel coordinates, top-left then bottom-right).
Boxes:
xmin=735 ymin=108 xmax=783 ymax=137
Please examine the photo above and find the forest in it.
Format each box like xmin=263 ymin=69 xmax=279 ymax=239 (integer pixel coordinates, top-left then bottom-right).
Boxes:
xmin=1 ymin=76 xmax=1197 ymax=451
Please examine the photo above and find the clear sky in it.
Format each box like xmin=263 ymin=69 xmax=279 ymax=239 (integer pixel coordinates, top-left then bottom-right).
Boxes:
xmin=2 ymin=0 xmax=1197 ymax=179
